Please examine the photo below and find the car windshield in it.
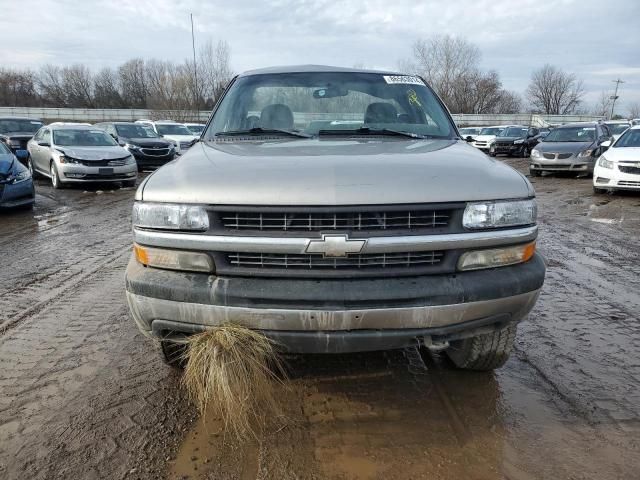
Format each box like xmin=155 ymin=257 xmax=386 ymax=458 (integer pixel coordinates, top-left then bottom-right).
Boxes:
xmin=459 ymin=128 xmax=479 ymax=135
xmin=0 ymin=119 xmax=43 ymax=134
xmin=53 ymin=129 xmax=118 ymax=147
xmin=205 ymin=71 xmax=455 ymax=139
xmin=479 ymin=127 xmax=504 ymax=136
xmin=543 ymin=126 xmax=595 ymax=142
xmin=156 ymin=124 xmax=193 ymax=136
xmin=614 ymin=129 xmax=640 ymax=148
xmin=116 ymin=124 xmax=160 ymax=138
xmin=186 ymin=124 xmax=205 ymax=135
xmin=499 ymin=127 xmax=528 ymax=137
xmin=606 ymin=123 xmax=629 ymax=135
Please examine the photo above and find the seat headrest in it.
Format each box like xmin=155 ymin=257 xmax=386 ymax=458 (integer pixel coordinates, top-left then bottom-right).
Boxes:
xmin=260 ymin=104 xmax=294 ymax=130
xmin=365 ymin=103 xmax=398 ymax=124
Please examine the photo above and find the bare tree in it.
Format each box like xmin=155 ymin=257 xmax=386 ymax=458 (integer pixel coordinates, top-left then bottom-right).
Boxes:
xmin=592 ymin=91 xmax=612 ymax=118
xmin=628 ymin=102 xmax=640 ymax=119
xmin=119 ymin=58 xmax=147 ymax=108
xmin=526 ymin=64 xmax=585 ymax=114
xmin=38 ymin=65 xmax=67 ymax=106
xmin=0 ymin=68 xmax=39 ymax=106
xmin=61 ymin=64 xmax=95 ymax=107
xmin=495 ymin=90 xmax=522 ymax=114
xmin=94 ymin=67 xmax=122 ymax=108
xmin=198 ymin=39 xmax=233 ymax=107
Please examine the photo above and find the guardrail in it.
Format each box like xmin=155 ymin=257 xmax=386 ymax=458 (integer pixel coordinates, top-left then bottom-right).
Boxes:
xmin=0 ymin=107 xmax=604 ymax=127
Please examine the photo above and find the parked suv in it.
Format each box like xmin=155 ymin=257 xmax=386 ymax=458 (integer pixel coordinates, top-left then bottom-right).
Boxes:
xmin=135 ymin=120 xmax=198 ymax=155
xmin=471 ymin=125 xmax=507 ymax=153
xmin=530 ymin=122 xmax=612 ymax=176
xmin=27 ymin=124 xmax=137 ymax=188
xmin=125 ymin=66 xmax=545 ymax=371
xmin=489 ymin=125 xmax=533 ymax=157
xmin=95 ymin=122 xmax=176 ymax=171
xmin=0 ymin=117 xmax=44 ymax=159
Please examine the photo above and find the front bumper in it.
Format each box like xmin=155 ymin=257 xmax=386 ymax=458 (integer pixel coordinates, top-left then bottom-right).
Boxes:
xmin=594 ymin=164 xmax=640 ymax=190
xmin=125 ymin=254 xmax=545 ymax=353
xmin=530 ymin=156 xmax=595 ymax=172
xmin=58 ymin=162 xmax=138 ymax=183
xmin=130 ymin=150 xmax=176 ymax=169
xmin=0 ymin=180 xmax=35 ymax=208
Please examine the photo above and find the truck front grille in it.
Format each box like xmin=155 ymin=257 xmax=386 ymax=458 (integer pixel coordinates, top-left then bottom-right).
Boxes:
xmin=221 ymin=209 xmax=451 ymax=232
xmin=226 ymin=251 xmax=444 ymax=270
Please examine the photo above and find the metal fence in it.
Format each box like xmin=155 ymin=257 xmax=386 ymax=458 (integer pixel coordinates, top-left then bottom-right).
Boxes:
xmin=0 ymin=106 xmax=603 ymax=127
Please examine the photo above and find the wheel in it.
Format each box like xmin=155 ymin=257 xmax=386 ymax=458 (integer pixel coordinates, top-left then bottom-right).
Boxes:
xmin=529 ymin=168 xmax=541 ymax=177
xmin=593 ymin=186 xmax=608 ymax=194
xmin=521 ymin=146 xmax=530 ymax=158
xmin=123 ymin=179 xmax=137 ymax=188
xmin=160 ymin=340 xmax=188 ymax=369
xmin=446 ymin=324 xmax=517 ymax=371
xmin=50 ymin=161 xmax=65 ymax=189
xmin=489 ymin=152 xmax=497 ymax=157
xmin=27 ymin=156 xmax=38 ymax=178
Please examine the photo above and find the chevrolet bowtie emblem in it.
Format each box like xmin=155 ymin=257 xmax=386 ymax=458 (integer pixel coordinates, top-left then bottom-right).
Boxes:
xmin=305 ymin=234 xmax=366 ymax=257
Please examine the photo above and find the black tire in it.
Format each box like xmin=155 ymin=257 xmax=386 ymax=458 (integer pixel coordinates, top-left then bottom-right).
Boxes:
xmin=160 ymin=340 xmax=188 ymax=369
xmin=446 ymin=324 xmax=517 ymax=371
xmin=50 ymin=161 xmax=65 ymax=189
xmin=593 ymin=186 xmax=607 ymax=194
xmin=521 ymin=146 xmax=530 ymax=158
xmin=123 ymin=179 xmax=137 ymax=188
xmin=489 ymin=152 xmax=497 ymax=157
xmin=529 ymin=168 xmax=541 ymax=177
xmin=27 ymin=156 xmax=38 ymax=179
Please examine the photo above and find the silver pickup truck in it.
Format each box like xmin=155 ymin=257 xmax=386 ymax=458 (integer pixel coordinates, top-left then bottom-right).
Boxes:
xmin=125 ymin=65 xmax=545 ymax=371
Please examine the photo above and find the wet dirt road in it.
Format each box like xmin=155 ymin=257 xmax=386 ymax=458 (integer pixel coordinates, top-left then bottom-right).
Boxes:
xmin=1 ymin=160 xmax=639 ymax=479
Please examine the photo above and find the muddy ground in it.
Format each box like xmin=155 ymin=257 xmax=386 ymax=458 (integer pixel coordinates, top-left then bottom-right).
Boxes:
xmin=1 ymin=158 xmax=639 ymax=479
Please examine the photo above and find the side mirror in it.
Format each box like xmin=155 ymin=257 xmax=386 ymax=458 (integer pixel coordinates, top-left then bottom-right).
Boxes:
xmin=465 ymin=136 xmax=474 ymax=142
xmin=38 ymin=141 xmax=50 ymax=147
xmin=110 ymin=133 xmax=117 ymax=139
xmin=15 ymin=149 xmax=28 ymax=160
xmin=600 ymin=140 xmax=611 ymax=149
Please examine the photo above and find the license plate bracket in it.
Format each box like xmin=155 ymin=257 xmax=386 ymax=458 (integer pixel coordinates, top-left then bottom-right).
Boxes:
xmin=99 ymin=168 xmax=114 ymax=175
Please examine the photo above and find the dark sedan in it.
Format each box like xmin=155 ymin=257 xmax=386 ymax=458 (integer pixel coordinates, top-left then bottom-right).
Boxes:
xmin=0 ymin=117 xmax=44 ymax=162
xmin=94 ymin=122 xmax=177 ymax=171
xmin=0 ymin=143 xmax=34 ymax=209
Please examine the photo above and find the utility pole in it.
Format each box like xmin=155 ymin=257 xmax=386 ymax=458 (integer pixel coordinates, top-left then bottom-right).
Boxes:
xmin=190 ymin=13 xmax=199 ymax=114
xmin=610 ymin=78 xmax=624 ymax=120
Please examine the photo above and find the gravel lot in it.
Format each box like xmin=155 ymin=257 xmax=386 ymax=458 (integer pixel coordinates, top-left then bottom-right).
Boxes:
xmin=1 ymin=157 xmax=639 ymax=479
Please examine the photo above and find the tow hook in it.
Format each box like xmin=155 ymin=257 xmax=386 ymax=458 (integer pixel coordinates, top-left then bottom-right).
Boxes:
xmin=423 ymin=336 xmax=450 ymax=352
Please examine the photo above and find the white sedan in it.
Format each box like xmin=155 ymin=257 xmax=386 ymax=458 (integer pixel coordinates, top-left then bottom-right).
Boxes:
xmin=593 ymin=125 xmax=640 ymax=193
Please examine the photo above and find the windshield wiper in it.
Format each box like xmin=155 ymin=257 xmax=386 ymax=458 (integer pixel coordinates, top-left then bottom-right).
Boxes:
xmin=318 ymin=127 xmax=427 ymax=139
xmin=215 ymin=127 xmax=311 ymax=138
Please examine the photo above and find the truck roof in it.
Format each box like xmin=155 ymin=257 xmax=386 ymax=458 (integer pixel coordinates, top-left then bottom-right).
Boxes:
xmin=239 ymin=64 xmax=403 ymax=77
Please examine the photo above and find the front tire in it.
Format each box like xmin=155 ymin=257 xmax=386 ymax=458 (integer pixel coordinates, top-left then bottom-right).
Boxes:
xmin=123 ymin=179 xmax=137 ymax=188
xmin=529 ymin=168 xmax=541 ymax=177
xmin=446 ymin=324 xmax=517 ymax=371
xmin=160 ymin=340 xmax=187 ymax=369
xmin=50 ymin=162 xmax=65 ymax=189
xmin=521 ymin=146 xmax=530 ymax=158
xmin=27 ymin=156 xmax=38 ymax=178
xmin=593 ymin=186 xmax=608 ymax=194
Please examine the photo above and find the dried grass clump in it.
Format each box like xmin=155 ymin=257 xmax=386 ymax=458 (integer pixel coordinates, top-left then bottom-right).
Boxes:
xmin=180 ymin=324 xmax=287 ymax=440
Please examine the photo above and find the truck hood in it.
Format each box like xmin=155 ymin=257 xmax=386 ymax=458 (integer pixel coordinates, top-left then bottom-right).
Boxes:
xmin=139 ymin=138 xmax=532 ymax=205
xmin=474 ymin=135 xmax=497 ymax=142
xmin=57 ymin=145 xmax=130 ymax=160
xmin=534 ymin=141 xmax=594 ymax=154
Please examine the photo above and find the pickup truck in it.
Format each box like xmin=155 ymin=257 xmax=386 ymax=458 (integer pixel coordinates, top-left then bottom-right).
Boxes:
xmin=125 ymin=65 xmax=545 ymax=371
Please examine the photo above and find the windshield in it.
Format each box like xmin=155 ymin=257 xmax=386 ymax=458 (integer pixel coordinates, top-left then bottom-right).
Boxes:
xmin=116 ymin=124 xmax=160 ymax=138
xmin=459 ymin=127 xmax=480 ymax=135
xmin=479 ymin=127 xmax=504 ymax=136
xmin=543 ymin=126 xmax=595 ymax=143
xmin=156 ymin=124 xmax=193 ymax=136
xmin=185 ymin=124 xmax=205 ymax=135
xmin=205 ymin=72 xmax=455 ymax=139
xmin=0 ymin=119 xmax=43 ymax=134
xmin=499 ymin=127 xmax=528 ymax=137
xmin=606 ymin=123 xmax=629 ymax=135
xmin=53 ymin=129 xmax=118 ymax=147
xmin=614 ymin=129 xmax=640 ymax=148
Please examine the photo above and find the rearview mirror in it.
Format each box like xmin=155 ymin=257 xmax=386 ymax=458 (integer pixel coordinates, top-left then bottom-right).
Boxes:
xmin=15 ymin=149 xmax=28 ymax=160
xmin=313 ymin=86 xmax=348 ymax=99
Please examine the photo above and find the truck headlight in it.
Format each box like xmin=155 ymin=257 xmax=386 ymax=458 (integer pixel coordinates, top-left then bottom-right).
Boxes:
xmin=134 ymin=243 xmax=214 ymax=273
xmin=463 ymin=199 xmax=537 ymax=229
xmin=132 ymin=202 xmax=209 ymax=231
xmin=531 ymin=149 xmax=541 ymax=158
xmin=458 ymin=242 xmax=536 ymax=271
xmin=598 ymin=156 xmax=614 ymax=169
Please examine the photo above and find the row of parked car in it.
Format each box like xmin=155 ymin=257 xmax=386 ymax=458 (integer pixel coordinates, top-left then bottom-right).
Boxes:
xmin=460 ymin=119 xmax=640 ymax=194
xmin=0 ymin=117 xmax=206 ymax=208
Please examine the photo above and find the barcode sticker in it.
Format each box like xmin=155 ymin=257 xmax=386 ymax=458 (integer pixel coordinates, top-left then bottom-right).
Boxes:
xmin=383 ymin=75 xmax=425 ymax=85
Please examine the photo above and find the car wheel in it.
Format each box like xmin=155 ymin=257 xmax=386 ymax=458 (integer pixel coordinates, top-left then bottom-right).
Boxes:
xmin=529 ymin=168 xmax=541 ymax=177
xmin=50 ymin=162 xmax=65 ymax=189
xmin=593 ymin=186 xmax=608 ymax=194
xmin=521 ymin=146 xmax=530 ymax=158
xmin=123 ymin=179 xmax=137 ymax=188
xmin=160 ymin=339 xmax=188 ymax=369
xmin=27 ymin=156 xmax=38 ymax=178
xmin=446 ymin=324 xmax=517 ymax=371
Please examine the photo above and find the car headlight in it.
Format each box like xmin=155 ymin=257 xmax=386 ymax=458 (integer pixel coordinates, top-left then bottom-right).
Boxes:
xmin=132 ymin=202 xmax=209 ymax=231
xmin=458 ymin=242 xmax=536 ymax=271
xmin=125 ymin=155 xmax=136 ymax=165
xmin=531 ymin=149 xmax=541 ymax=158
xmin=10 ymin=169 xmax=31 ymax=184
xmin=514 ymin=139 xmax=524 ymax=145
xmin=598 ymin=156 xmax=614 ymax=169
xmin=133 ymin=243 xmax=214 ymax=273
xmin=463 ymin=199 xmax=537 ymax=229
xmin=58 ymin=154 xmax=82 ymax=164
xmin=578 ymin=149 xmax=593 ymax=157
xmin=126 ymin=143 xmax=140 ymax=151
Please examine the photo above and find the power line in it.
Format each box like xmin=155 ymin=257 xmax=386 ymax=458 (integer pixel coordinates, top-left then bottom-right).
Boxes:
xmin=610 ymin=78 xmax=624 ymax=119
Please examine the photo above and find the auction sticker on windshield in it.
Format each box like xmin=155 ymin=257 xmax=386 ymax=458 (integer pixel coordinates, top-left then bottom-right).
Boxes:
xmin=383 ymin=75 xmax=425 ymax=85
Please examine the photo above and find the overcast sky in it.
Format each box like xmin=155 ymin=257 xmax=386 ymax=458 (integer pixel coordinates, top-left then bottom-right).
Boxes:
xmin=2 ymin=0 xmax=639 ymax=114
